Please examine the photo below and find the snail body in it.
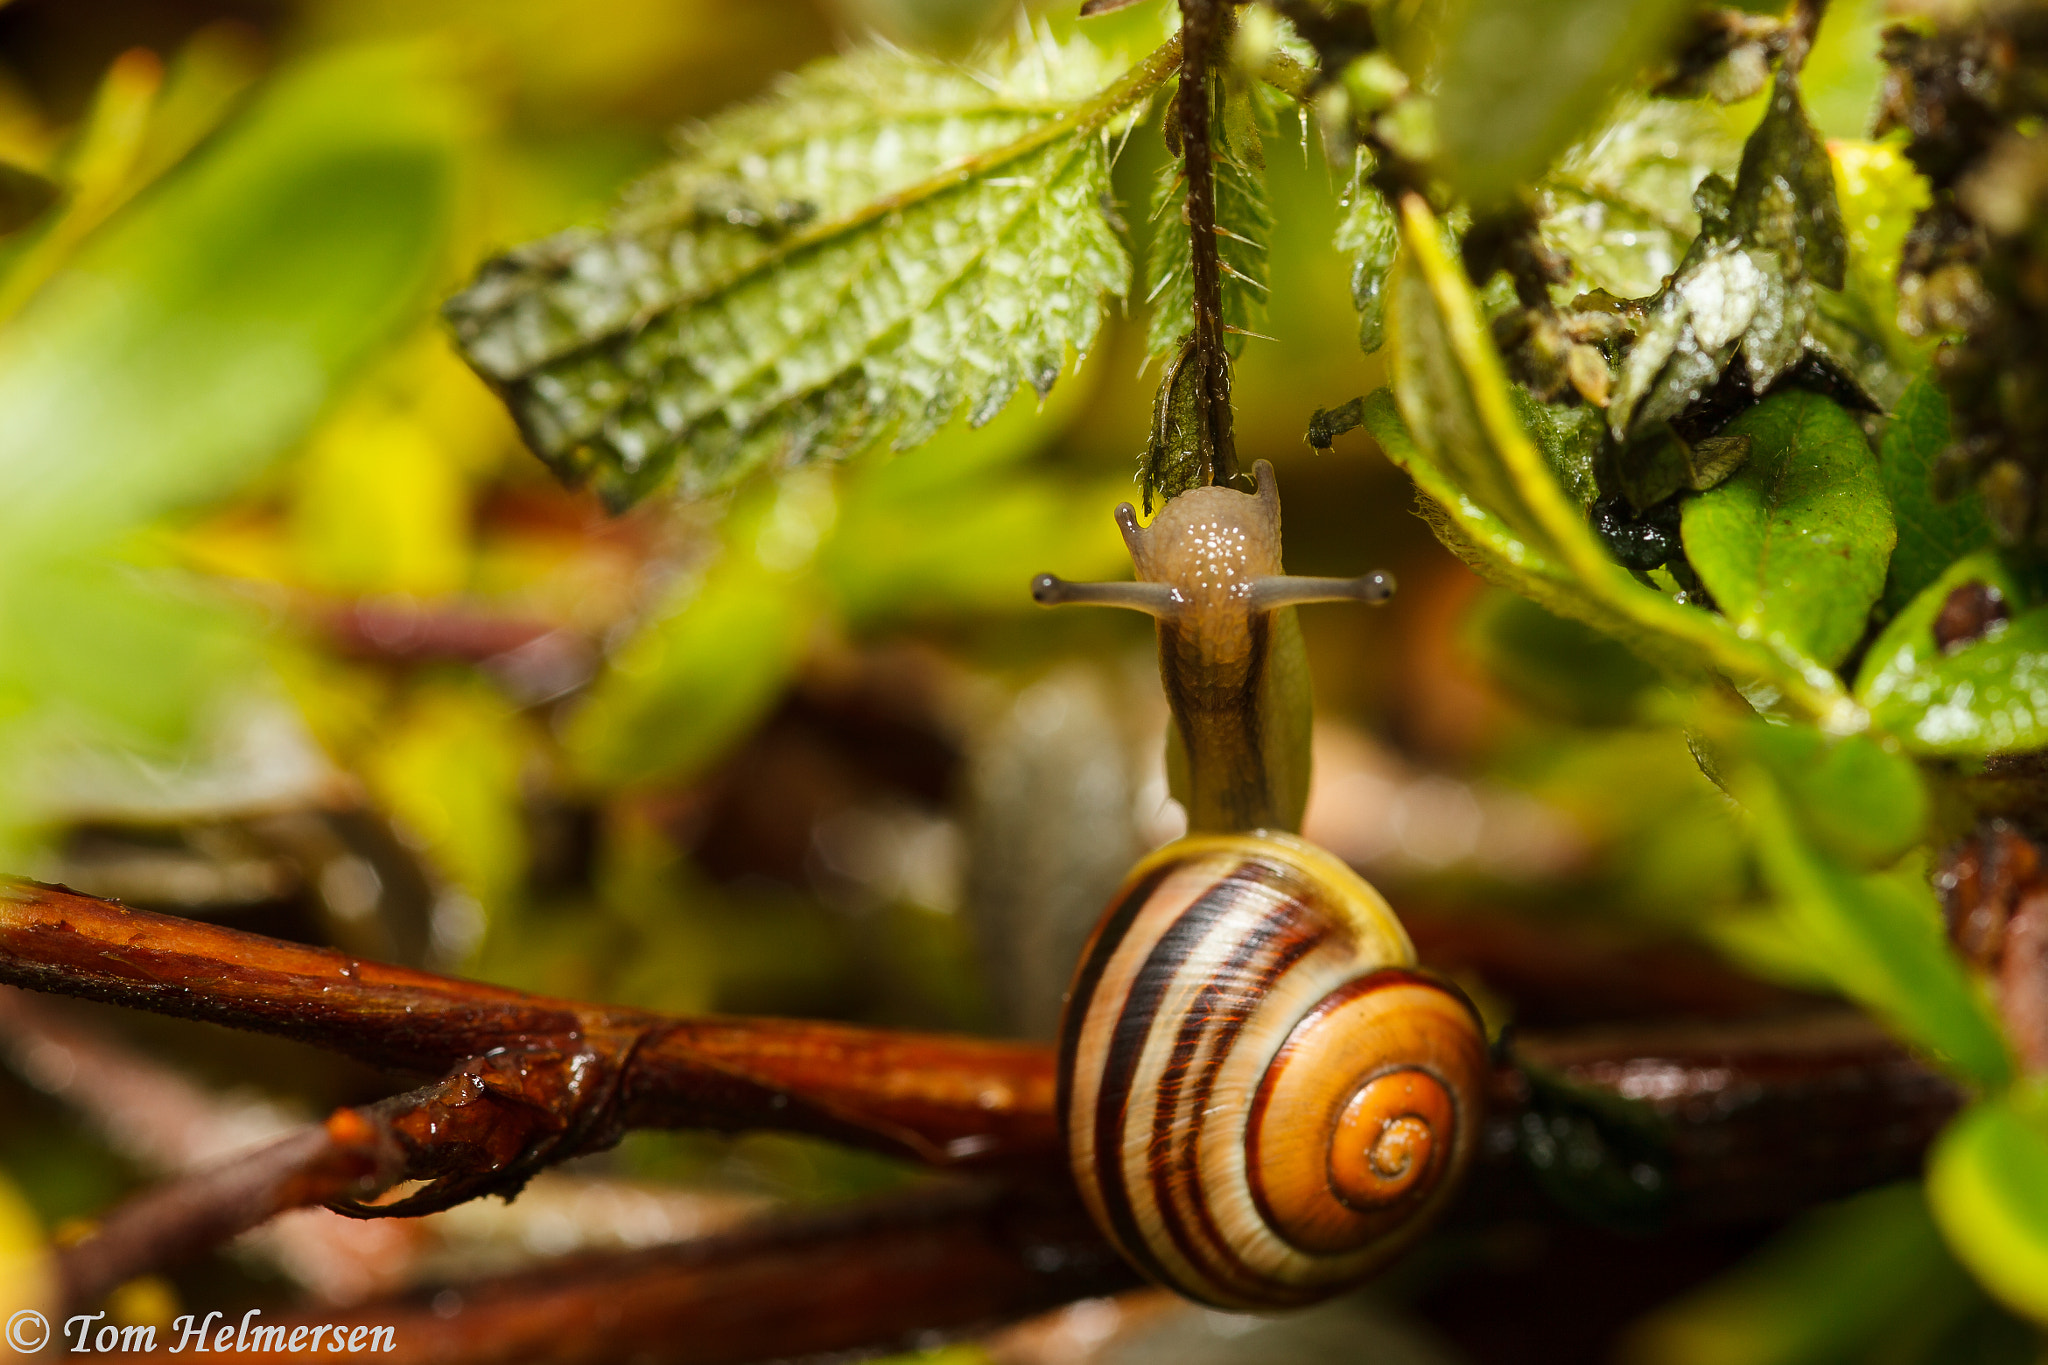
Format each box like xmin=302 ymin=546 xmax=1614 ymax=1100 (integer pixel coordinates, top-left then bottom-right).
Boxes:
xmin=1035 ymin=462 xmax=1486 ymax=1310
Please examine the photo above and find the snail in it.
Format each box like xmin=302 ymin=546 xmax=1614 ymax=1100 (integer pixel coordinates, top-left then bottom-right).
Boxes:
xmin=1032 ymin=460 xmax=1488 ymax=1310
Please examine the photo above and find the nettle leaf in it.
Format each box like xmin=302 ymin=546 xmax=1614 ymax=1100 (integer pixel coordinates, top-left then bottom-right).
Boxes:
xmin=1144 ymin=80 xmax=1272 ymax=361
xmin=1609 ymin=67 xmax=1851 ymax=441
xmin=1929 ymin=1092 xmax=2048 ymax=1327
xmin=1679 ymin=389 xmax=1894 ymax=670
xmin=1335 ymin=148 xmax=1399 ymax=353
xmin=1435 ymin=0 xmax=1693 ymax=209
xmin=1743 ymin=772 xmax=2012 ymax=1090
xmin=1382 ymin=197 xmax=1858 ymax=726
xmin=1740 ymin=722 xmax=1927 ymax=870
xmin=1540 ymin=94 xmax=1746 ymax=300
xmin=1881 ymin=376 xmax=1993 ymax=618
xmin=446 ymin=34 xmax=1168 ymax=508
xmin=1858 ymin=552 xmax=2048 ymax=757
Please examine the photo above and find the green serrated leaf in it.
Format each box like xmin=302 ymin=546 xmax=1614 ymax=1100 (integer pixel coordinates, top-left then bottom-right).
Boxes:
xmin=1881 ymin=376 xmax=1993 ymax=618
xmin=1334 ymin=148 xmax=1398 ymax=353
xmin=447 ymin=34 xmax=1175 ymax=508
xmin=1744 ymin=772 xmax=2011 ymax=1089
xmin=1144 ymin=80 xmax=1271 ymax=362
xmin=1680 ymin=389 xmax=1894 ymax=670
xmin=1541 ymin=94 xmax=1746 ymax=300
xmin=1929 ymin=1091 xmax=2048 ymax=1327
xmin=1858 ymin=553 xmax=2048 ymax=757
xmin=1436 ymin=0 xmax=1693 ymax=209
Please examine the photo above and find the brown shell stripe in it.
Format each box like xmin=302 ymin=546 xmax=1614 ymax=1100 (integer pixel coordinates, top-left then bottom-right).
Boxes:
xmin=1082 ymin=859 xmax=1338 ymax=1298
xmin=1147 ymin=892 xmax=1327 ymax=1301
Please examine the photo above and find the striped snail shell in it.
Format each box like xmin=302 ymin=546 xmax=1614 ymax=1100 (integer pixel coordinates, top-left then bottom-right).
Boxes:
xmin=1057 ymin=830 xmax=1488 ymax=1310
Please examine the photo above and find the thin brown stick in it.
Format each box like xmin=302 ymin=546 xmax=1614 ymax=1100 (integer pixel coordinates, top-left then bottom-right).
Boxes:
xmin=1176 ymin=0 xmax=1236 ymax=485
xmin=0 ymin=878 xmax=1059 ymax=1170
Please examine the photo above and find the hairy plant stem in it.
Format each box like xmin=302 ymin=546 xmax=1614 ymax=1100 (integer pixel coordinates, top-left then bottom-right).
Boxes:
xmin=1177 ymin=0 xmax=1237 ymax=486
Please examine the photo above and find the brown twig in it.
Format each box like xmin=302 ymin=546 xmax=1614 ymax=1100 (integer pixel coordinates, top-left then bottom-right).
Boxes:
xmin=0 ymin=878 xmax=1059 ymax=1171
xmin=1784 ymin=0 xmax=1829 ymax=74
xmin=1176 ymin=0 xmax=1236 ymax=486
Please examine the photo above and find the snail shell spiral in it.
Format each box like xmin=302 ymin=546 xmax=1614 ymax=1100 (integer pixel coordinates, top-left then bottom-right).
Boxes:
xmin=1057 ymin=830 xmax=1487 ymax=1310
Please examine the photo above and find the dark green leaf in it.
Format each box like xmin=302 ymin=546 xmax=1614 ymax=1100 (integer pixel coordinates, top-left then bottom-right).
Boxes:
xmin=446 ymin=36 xmax=1162 ymax=507
xmin=1881 ymin=376 xmax=1993 ymax=618
xmin=1743 ymin=772 xmax=2011 ymax=1089
xmin=1515 ymin=1062 xmax=1670 ymax=1231
xmin=1540 ymin=94 xmax=1745 ymax=300
xmin=1334 ymin=149 xmax=1398 ymax=353
xmin=1436 ymin=0 xmax=1692 ymax=208
xmin=1145 ymin=80 xmax=1271 ymax=362
xmin=1680 ymin=389 xmax=1894 ymax=670
xmin=1742 ymin=723 xmax=1928 ymax=870
xmin=1139 ymin=335 xmax=1209 ymax=513
xmin=1462 ymin=589 xmax=1660 ymax=725
xmin=1928 ymin=1092 xmax=2048 ymax=1327
xmin=1731 ymin=66 xmax=1847 ymax=291
xmin=1608 ymin=70 xmax=1855 ymax=439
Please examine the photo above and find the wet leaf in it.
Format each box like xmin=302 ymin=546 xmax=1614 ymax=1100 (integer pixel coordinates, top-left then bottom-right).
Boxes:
xmin=1145 ymin=79 xmax=1271 ymax=362
xmin=1680 ymin=389 xmax=1893 ymax=670
xmin=446 ymin=34 xmax=1158 ymax=507
xmin=1744 ymin=772 xmax=2011 ymax=1089
xmin=1929 ymin=1091 xmax=2048 ymax=1327
xmin=1608 ymin=69 xmax=1853 ymax=440
xmin=1436 ymin=0 xmax=1692 ymax=209
xmin=1880 ymin=376 xmax=1993 ymax=619
xmin=1334 ymin=149 xmax=1398 ymax=353
xmin=1859 ymin=557 xmax=2048 ymax=758
xmin=1540 ymin=94 xmax=1746 ymax=300
xmin=1137 ymin=334 xmax=1210 ymax=514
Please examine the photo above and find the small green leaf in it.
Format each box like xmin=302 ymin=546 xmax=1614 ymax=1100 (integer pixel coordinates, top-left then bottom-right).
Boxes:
xmin=1144 ymin=80 xmax=1271 ymax=362
xmin=1880 ymin=376 xmax=1993 ymax=618
xmin=1334 ymin=149 xmax=1398 ymax=353
xmin=1680 ymin=389 xmax=1894 ymax=670
xmin=1929 ymin=1091 xmax=2048 ymax=1327
xmin=1435 ymin=0 xmax=1692 ymax=208
xmin=1462 ymin=589 xmax=1660 ymax=725
xmin=1744 ymin=774 xmax=2011 ymax=1088
xmin=1731 ymin=66 xmax=1847 ymax=291
xmin=1540 ymin=94 xmax=1745 ymax=300
xmin=1863 ymin=606 xmax=2048 ymax=759
xmin=1741 ymin=723 xmax=1927 ymax=869
xmin=1607 ymin=69 xmax=1857 ymax=440
xmin=448 ymin=35 xmax=1171 ymax=507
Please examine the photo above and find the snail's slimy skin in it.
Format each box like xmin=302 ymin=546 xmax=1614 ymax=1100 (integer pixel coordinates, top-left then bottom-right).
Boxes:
xmin=1056 ymin=831 xmax=1487 ymax=1310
